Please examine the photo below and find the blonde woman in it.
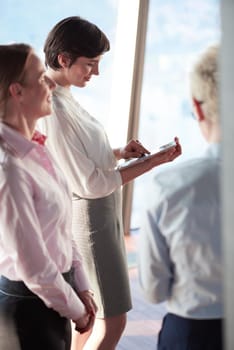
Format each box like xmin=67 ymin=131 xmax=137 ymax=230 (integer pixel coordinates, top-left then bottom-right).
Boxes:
xmin=0 ymin=43 xmax=96 ymax=350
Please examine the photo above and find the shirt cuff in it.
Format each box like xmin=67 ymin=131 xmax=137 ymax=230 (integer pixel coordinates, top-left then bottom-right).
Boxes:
xmin=115 ymin=169 xmax=123 ymax=186
xmin=73 ymin=262 xmax=90 ymax=292
xmin=57 ymin=283 xmax=86 ymax=320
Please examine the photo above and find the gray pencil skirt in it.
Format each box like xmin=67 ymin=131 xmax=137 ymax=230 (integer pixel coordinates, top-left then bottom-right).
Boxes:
xmin=72 ymin=189 xmax=132 ymax=318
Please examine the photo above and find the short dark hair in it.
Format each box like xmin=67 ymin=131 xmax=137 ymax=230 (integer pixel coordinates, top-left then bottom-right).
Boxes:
xmin=44 ymin=16 xmax=110 ymax=70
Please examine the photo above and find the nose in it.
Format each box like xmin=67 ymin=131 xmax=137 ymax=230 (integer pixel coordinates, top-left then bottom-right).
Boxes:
xmin=45 ymin=76 xmax=56 ymax=90
xmin=92 ymin=63 xmax=99 ymax=76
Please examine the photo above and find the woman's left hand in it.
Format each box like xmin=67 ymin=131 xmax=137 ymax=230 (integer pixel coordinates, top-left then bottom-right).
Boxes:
xmin=78 ymin=290 xmax=97 ymax=317
xmin=149 ymin=137 xmax=182 ymax=166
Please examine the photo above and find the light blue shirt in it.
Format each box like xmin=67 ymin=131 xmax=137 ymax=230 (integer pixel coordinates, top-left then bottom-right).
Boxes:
xmin=139 ymin=144 xmax=222 ymax=319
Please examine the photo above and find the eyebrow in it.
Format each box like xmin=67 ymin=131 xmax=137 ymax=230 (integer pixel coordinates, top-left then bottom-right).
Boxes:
xmin=88 ymin=58 xmax=100 ymax=63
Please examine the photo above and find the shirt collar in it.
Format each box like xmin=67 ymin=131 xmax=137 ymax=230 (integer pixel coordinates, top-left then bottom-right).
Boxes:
xmin=205 ymin=143 xmax=220 ymax=159
xmin=32 ymin=130 xmax=47 ymax=145
xmin=0 ymin=122 xmax=47 ymax=158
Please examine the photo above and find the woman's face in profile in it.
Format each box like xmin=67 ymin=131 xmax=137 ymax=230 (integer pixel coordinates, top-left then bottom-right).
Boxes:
xmin=20 ymin=53 xmax=55 ymax=120
xmin=61 ymin=55 xmax=102 ymax=88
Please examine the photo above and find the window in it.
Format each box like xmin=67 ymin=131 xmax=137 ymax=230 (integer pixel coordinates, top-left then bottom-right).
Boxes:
xmin=0 ymin=0 xmax=119 ymax=127
xmin=131 ymin=0 xmax=220 ymax=229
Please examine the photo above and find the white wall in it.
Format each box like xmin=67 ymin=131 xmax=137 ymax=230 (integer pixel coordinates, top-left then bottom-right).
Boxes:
xmin=221 ymin=0 xmax=234 ymax=349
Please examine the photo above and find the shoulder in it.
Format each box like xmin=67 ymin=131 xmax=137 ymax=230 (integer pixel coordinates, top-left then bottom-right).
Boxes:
xmin=0 ymin=144 xmax=18 ymax=168
xmin=0 ymin=142 xmax=34 ymax=176
xmin=0 ymin=147 xmax=30 ymax=192
xmin=52 ymin=89 xmax=98 ymax=126
xmin=152 ymin=156 xmax=220 ymax=201
xmin=143 ymin=156 xmax=220 ymax=238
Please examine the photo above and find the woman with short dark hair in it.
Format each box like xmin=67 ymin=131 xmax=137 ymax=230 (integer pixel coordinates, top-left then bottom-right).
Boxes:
xmin=43 ymin=16 xmax=181 ymax=350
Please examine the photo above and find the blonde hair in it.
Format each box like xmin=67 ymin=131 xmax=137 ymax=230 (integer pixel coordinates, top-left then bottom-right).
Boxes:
xmin=190 ymin=44 xmax=219 ymax=122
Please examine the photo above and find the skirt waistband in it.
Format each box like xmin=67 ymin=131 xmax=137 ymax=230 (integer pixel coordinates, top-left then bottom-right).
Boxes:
xmin=0 ymin=269 xmax=73 ymax=298
xmin=72 ymin=193 xmax=83 ymax=200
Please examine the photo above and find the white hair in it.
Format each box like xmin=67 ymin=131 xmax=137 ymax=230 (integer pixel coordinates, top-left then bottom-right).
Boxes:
xmin=190 ymin=44 xmax=219 ymax=122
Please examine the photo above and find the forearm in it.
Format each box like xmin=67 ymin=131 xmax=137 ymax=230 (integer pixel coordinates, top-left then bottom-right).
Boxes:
xmin=119 ymin=140 xmax=181 ymax=184
xmin=119 ymin=156 xmax=154 ymax=185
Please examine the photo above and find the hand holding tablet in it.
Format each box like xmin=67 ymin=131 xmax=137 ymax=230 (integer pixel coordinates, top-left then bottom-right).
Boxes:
xmin=118 ymin=140 xmax=177 ymax=169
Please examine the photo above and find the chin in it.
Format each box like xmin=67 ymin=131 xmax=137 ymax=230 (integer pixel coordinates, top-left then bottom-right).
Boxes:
xmin=39 ymin=109 xmax=52 ymax=119
xmin=76 ymin=81 xmax=86 ymax=88
xmin=45 ymin=106 xmax=52 ymax=115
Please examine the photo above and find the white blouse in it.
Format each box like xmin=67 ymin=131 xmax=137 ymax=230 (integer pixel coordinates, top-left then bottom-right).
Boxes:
xmin=42 ymin=85 xmax=122 ymax=199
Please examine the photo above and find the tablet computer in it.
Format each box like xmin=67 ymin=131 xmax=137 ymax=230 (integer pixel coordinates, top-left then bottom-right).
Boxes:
xmin=118 ymin=140 xmax=176 ymax=170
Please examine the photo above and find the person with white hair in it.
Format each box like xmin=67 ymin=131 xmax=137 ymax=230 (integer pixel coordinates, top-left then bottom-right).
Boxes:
xmin=138 ymin=44 xmax=222 ymax=350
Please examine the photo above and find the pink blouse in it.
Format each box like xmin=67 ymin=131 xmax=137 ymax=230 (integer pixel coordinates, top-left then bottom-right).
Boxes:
xmin=0 ymin=123 xmax=90 ymax=320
